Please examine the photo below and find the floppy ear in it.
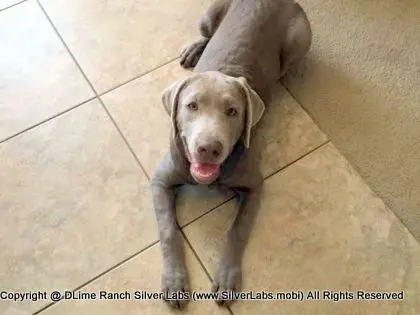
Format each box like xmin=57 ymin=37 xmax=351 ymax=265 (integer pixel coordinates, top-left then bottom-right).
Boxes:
xmin=236 ymin=77 xmax=265 ymax=148
xmin=161 ymin=77 xmax=192 ymax=139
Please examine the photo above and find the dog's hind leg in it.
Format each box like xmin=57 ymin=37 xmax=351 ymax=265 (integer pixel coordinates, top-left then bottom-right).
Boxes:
xmin=279 ymin=3 xmax=312 ymax=77
xmin=180 ymin=0 xmax=231 ymax=69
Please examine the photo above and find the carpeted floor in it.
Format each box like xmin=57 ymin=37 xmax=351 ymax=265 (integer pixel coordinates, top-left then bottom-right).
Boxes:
xmin=284 ymin=0 xmax=420 ymax=240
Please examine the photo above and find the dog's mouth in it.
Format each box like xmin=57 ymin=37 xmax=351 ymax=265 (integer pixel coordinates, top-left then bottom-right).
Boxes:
xmin=182 ymin=138 xmax=221 ymax=184
xmin=190 ymin=162 xmax=220 ymax=184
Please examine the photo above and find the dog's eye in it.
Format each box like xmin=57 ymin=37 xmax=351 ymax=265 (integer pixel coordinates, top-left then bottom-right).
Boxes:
xmin=187 ymin=102 xmax=198 ymax=111
xmin=226 ymin=107 xmax=238 ymax=117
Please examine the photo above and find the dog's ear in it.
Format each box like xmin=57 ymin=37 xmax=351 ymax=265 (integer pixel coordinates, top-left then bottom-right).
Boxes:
xmin=161 ymin=77 xmax=192 ymax=138
xmin=236 ymin=76 xmax=265 ymax=148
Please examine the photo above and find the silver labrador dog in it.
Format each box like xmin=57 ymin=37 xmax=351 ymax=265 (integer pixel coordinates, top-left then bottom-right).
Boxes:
xmin=150 ymin=0 xmax=311 ymax=308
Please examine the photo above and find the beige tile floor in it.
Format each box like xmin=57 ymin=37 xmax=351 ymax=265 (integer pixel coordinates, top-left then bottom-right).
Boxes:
xmin=0 ymin=1 xmax=418 ymax=315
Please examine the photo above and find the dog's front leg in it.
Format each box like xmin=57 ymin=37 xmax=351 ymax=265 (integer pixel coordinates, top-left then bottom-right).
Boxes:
xmin=180 ymin=0 xmax=231 ymax=68
xmin=150 ymin=154 xmax=189 ymax=309
xmin=212 ymin=186 xmax=262 ymax=306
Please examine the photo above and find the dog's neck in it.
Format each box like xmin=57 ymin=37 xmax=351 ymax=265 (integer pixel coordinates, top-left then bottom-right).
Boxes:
xmin=170 ymin=134 xmax=190 ymax=171
xmin=219 ymin=142 xmax=246 ymax=180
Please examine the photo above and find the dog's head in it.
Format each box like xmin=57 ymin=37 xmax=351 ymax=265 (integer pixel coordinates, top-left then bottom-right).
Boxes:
xmin=162 ymin=71 xmax=265 ymax=184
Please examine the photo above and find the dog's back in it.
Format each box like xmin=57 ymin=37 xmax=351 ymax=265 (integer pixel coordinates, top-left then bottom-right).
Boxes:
xmin=195 ymin=0 xmax=299 ymax=102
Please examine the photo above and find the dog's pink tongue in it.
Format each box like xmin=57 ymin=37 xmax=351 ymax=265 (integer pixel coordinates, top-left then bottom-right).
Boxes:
xmin=191 ymin=162 xmax=220 ymax=182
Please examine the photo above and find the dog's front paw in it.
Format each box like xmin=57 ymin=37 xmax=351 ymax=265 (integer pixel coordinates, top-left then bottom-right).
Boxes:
xmin=162 ymin=269 xmax=190 ymax=309
xmin=180 ymin=38 xmax=209 ymax=69
xmin=211 ymin=262 xmax=242 ymax=306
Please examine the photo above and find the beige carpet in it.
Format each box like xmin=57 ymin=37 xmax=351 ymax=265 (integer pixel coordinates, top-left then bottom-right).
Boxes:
xmin=283 ymin=0 xmax=420 ymax=240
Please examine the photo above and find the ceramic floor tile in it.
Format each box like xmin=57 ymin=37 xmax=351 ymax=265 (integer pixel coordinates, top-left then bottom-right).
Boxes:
xmin=183 ymin=143 xmax=420 ymax=315
xmin=102 ymin=60 xmax=188 ymax=177
xmin=255 ymin=84 xmax=327 ymax=177
xmin=176 ymin=185 xmax=234 ymax=227
xmin=0 ymin=0 xmax=93 ymax=142
xmin=102 ymin=61 xmax=232 ymax=227
xmin=0 ymin=100 xmax=157 ymax=314
xmin=282 ymin=0 xmax=420 ymax=240
xmin=40 ymin=0 xmax=211 ymax=93
xmin=39 ymin=243 xmax=229 ymax=315
xmin=103 ymin=61 xmax=326 ymax=226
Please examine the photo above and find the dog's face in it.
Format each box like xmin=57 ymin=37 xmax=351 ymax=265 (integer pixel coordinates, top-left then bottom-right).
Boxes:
xmin=162 ymin=71 xmax=265 ymax=184
xmin=176 ymin=74 xmax=246 ymax=181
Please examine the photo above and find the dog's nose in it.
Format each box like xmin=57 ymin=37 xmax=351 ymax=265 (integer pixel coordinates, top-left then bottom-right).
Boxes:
xmin=197 ymin=140 xmax=223 ymax=159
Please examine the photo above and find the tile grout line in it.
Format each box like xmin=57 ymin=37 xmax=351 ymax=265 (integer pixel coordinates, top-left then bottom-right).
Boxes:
xmin=36 ymin=0 xmax=150 ymax=180
xmin=181 ymin=196 xmax=235 ymax=229
xmin=283 ymin=82 xmax=420 ymax=245
xmin=179 ymin=142 xmax=332 ymax=314
xmin=281 ymin=82 xmax=322 ymax=134
xmin=98 ymin=97 xmax=150 ymax=179
xmin=28 ymin=3 xmax=229 ymax=313
xmin=1 ymin=3 xmax=179 ymax=149
xmin=12 ymin=3 xmax=397 ymax=315
xmin=32 ymin=241 xmax=159 ymax=315
xmin=28 ymin=136 xmax=328 ymax=314
xmin=182 ymin=140 xmax=331 ymax=231
xmin=0 ymin=96 xmax=96 ymax=145
xmin=23 ymin=8 xmax=333 ymax=313
xmin=180 ymin=230 xmax=235 ymax=315
xmin=281 ymin=82 xmax=334 ymax=158
xmin=35 ymin=0 xmax=97 ymax=94
xmin=98 ymin=56 xmax=180 ymax=97
xmin=0 ymin=0 xmax=27 ymax=12
xmin=177 ymin=141 xmax=332 ymax=301
xmin=264 ymin=140 xmax=330 ymax=180
xmin=181 ymin=230 xmax=214 ymax=283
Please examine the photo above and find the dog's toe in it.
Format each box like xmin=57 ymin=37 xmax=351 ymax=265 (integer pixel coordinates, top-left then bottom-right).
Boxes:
xmin=179 ymin=38 xmax=209 ymax=69
xmin=162 ymin=271 xmax=190 ymax=309
xmin=211 ymin=263 xmax=242 ymax=306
